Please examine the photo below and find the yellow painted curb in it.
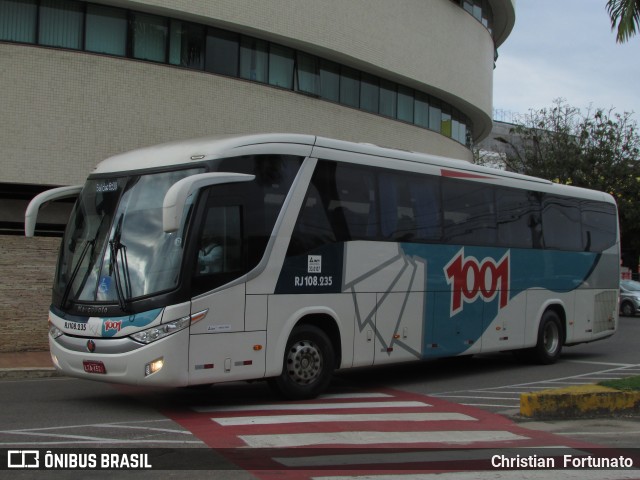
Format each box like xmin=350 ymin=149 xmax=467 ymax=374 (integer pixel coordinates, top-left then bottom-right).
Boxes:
xmin=520 ymin=385 xmax=640 ymax=418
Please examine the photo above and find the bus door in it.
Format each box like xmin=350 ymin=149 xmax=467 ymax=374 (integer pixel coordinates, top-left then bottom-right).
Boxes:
xmin=187 ymin=189 xmax=265 ymax=383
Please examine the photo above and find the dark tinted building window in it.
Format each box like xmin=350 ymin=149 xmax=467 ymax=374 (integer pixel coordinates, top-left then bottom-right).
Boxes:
xmin=414 ymin=91 xmax=429 ymax=128
xmin=132 ymin=13 xmax=168 ymax=62
xmin=397 ymin=85 xmax=414 ymax=123
xmin=239 ymin=36 xmax=268 ymax=82
xmin=86 ymin=4 xmax=127 ymax=56
xmin=169 ymin=20 xmax=205 ymax=69
xmin=379 ymin=79 xmax=397 ymax=118
xmin=206 ymin=28 xmax=239 ymax=76
xmin=296 ymin=51 xmax=320 ymax=95
xmin=1 ymin=0 xmax=37 ymax=43
xmin=39 ymin=0 xmax=83 ymax=50
xmin=319 ymin=59 xmax=340 ymax=102
xmin=360 ymin=73 xmax=379 ymax=113
xmin=268 ymin=44 xmax=294 ymax=89
xmin=340 ymin=66 xmax=360 ymax=108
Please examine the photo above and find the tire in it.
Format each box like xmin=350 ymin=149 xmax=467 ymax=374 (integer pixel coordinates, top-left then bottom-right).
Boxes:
xmin=513 ymin=310 xmax=564 ymax=364
xmin=621 ymin=301 xmax=634 ymax=317
xmin=268 ymin=324 xmax=335 ymax=400
xmin=531 ymin=310 xmax=563 ymax=364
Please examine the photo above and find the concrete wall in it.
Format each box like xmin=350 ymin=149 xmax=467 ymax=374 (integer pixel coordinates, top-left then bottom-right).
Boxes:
xmin=0 ymin=236 xmax=60 ymax=352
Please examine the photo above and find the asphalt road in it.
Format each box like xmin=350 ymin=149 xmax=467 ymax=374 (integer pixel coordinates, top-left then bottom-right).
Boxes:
xmin=1 ymin=316 xmax=638 ymax=478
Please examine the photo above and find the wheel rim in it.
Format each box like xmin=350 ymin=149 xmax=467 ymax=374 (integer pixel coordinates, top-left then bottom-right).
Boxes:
xmin=286 ymin=340 xmax=323 ymax=385
xmin=543 ymin=321 xmax=560 ymax=355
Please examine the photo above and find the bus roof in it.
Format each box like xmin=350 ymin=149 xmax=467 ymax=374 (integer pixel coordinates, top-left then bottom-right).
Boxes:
xmin=91 ymin=134 xmax=317 ymax=175
xmin=90 ymin=133 xmax=614 ymax=204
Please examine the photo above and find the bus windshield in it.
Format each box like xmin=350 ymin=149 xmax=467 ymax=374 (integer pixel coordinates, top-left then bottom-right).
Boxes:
xmin=55 ymin=168 xmax=202 ymax=306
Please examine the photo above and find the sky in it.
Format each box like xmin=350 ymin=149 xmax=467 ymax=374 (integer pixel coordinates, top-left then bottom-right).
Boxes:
xmin=493 ymin=0 xmax=640 ymax=123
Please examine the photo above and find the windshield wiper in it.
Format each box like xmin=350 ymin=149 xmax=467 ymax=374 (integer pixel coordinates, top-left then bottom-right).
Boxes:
xmin=61 ymin=239 xmax=94 ymax=310
xmin=109 ymin=215 xmax=132 ymax=312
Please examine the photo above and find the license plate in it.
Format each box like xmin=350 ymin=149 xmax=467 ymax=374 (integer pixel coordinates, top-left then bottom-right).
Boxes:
xmin=83 ymin=360 xmax=107 ymax=374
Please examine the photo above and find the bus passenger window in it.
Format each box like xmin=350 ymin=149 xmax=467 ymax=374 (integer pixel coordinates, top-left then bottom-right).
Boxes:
xmin=496 ymin=188 xmax=542 ymax=249
xmin=377 ymin=171 xmax=441 ymax=243
xmin=542 ymin=195 xmax=582 ymax=251
xmin=580 ymin=200 xmax=617 ymax=252
xmin=442 ymin=179 xmax=496 ymax=246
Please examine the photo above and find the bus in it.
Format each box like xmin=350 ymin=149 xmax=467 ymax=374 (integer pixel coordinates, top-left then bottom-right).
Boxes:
xmin=25 ymin=134 xmax=620 ymax=399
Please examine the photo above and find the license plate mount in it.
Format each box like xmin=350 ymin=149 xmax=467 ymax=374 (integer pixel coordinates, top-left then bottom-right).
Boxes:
xmin=83 ymin=360 xmax=107 ymax=374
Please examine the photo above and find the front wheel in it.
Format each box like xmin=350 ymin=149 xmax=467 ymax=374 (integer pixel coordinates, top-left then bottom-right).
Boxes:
xmin=268 ymin=324 xmax=335 ymax=400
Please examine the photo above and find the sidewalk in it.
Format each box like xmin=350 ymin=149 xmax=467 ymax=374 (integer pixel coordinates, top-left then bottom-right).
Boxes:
xmin=0 ymin=351 xmax=58 ymax=379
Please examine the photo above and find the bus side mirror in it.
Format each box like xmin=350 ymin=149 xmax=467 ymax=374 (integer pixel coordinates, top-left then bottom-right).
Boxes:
xmin=162 ymin=172 xmax=255 ymax=233
xmin=25 ymin=185 xmax=83 ymax=237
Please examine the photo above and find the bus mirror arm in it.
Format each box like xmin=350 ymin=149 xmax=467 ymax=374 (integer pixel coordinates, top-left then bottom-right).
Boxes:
xmin=162 ymin=172 xmax=255 ymax=233
xmin=24 ymin=185 xmax=83 ymax=237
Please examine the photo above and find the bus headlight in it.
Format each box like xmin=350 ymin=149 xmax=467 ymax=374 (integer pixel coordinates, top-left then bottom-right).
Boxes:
xmin=130 ymin=316 xmax=190 ymax=344
xmin=49 ymin=322 xmax=63 ymax=339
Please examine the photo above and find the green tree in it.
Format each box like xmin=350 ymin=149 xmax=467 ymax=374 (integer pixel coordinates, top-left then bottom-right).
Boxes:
xmin=479 ymin=99 xmax=640 ymax=268
xmin=607 ymin=0 xmax=640 ymax=43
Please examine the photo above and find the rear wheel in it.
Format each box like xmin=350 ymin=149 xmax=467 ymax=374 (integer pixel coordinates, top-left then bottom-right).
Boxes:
xmin=532 ymin=310 xmax=563 ymax=364
xmin=269 ymin=324 xmax=335 ymax=400
xmin=513 ymin=309 xmax=563 ymax=364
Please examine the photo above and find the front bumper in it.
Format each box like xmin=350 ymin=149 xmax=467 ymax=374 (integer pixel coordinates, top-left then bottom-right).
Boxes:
xmin=49 ymin=327 xmax=190 ymax=386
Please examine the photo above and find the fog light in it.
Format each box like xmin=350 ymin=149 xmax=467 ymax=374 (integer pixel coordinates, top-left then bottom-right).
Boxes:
xmin=145 ymin=357 xmax=164 ymax=376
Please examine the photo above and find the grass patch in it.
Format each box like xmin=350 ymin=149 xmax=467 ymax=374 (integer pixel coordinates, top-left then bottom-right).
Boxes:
xmin=599 ymin=376 xmax=640 ymax=392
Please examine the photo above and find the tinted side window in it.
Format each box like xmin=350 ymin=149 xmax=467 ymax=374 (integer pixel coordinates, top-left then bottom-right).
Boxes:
xmin=542 ymin=195 xmax=582 ymax=251
xmin=378 ymin=171 xmax=442 ymax=242
xmin=192 ymin=155 xmax=302 ymax=293
xmin=581 ymin=200 xmax=617 ymax=252
xmin=496 ymin=188 xmax=543 ymax=249
xmin=442 ymin=179 xmax=496 ymax=245
xmin=288 ymin=161 xmax=378 ymax=255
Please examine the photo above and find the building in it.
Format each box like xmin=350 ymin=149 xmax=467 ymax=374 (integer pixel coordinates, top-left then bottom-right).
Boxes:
xmin=0 ymin=0 xmax=515 ymax=351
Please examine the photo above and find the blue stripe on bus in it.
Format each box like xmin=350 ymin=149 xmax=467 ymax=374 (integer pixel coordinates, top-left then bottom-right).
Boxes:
xmin=401 ymin=244 xmax=601 ymax=357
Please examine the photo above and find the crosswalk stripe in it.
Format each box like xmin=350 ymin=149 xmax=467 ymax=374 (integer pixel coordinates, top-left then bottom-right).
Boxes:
xmin=318 ymin=392 xmax=393 ymax=399
xmin=193 ymin=400 xmax=430 ymax=413
xmin=239 ymin=430 xmax=527 ymax=448
xmin=212 ymin=412 xmax=475 ymax=426
xmin=311 ymin=471 xmax=640 ymax=480
xmin=274 ymin=445 xmax=574 ymax=468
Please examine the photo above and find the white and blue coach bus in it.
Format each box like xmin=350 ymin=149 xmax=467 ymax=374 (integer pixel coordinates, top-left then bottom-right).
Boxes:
xmin=25 ymin=134 xmax=619 ymax=399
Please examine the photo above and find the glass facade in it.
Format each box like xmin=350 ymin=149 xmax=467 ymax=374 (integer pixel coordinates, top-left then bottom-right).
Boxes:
xmin=86 ymin=4 xmax=126 ymax=56
xmin=452 ymin=0 xmax=494 ymax=36
xmin=39 ymin=0 xmax=83 ymax=49
xmin=0 ymin=0 xmax=476 ymax=147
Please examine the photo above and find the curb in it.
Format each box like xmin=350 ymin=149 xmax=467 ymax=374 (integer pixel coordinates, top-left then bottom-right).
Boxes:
xmin=0 ymin=368 xmax=62 ymax=380
xmin=520 ymin=385 xmax=640 ymax=418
